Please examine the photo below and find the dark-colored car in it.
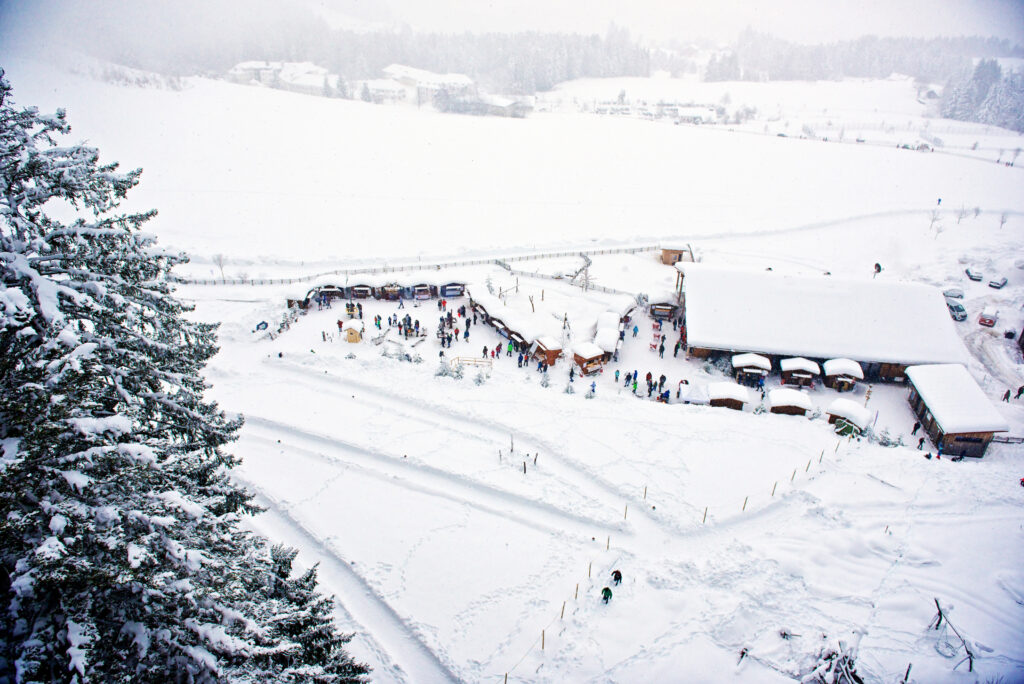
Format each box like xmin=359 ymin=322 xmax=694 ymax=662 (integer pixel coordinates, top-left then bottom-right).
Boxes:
xmin=965 ymin=268 xmax=983 ymax=281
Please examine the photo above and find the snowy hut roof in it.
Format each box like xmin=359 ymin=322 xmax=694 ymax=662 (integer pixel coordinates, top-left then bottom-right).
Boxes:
xmin=679 ymin=384 xmax=710 ymax=405
xmin=594 ymin=328 xmax=620 ymax=353
xmin=596 ymin=311 xmax=622 ymax=331
xmin=535 ymin=336 xmax=561 ymax=351
xmin=383 ymin=64 xmax=473 ymax=88
xmin=342 ymin=320 xmax=364 ymax=332
xmin=732 ymin=353 xmax=771 ymax=372
xmin=780 ymin=357 xmax=821 ymax=375
xmin=905 ymin=365 xmax=1010 ymax=434
xmin=826 ymin=398 xmax=872 ymax=429
xmin=573 ymin=342 xmax=605 ymax=360
xmin=823 ymin=358 xmax=864 ymax=379
xmin=768 ymin=388 xmax=813 ymax=411
xmin=678 ymin=263 xmax=967 ymax=365
xmin=707 ymin=382 xmax=750 ymax=404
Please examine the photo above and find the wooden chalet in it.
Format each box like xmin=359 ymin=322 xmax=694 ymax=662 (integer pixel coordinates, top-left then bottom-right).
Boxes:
xmin=441 ymin=282 xmax=465 ymax=297
xmin=661 ymin=247 xmax=694 ymax=265
xmin=732 ymin=353 xmax=772 ymax=386
xmin=824 ymin=358 xmax=863 ymax=392
xmin=342 ymin=319 xmax=363 ymax=343
xmin=649 ymin=302 xmax=679 ymax=320
xmin=780 ymin=357 xmax=820 ymax=387
xmin=767 ymin=388 xmax=812 ymax=416
xmin=905 ymin=365 xmax=1009 ymax=458
xmin=533 ymin=336 xmax=562 ymax=366
xmin=707 ymin=382 xmax=750 ymax=411
xmin=572 ymin=342 xmax=606 ymax=376
xmin=826 ymin=398 xmax=872 ymax=433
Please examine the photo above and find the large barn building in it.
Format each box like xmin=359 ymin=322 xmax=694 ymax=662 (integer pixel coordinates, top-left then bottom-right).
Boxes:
xmin=675 ymin=264 xmax=968 ymax=382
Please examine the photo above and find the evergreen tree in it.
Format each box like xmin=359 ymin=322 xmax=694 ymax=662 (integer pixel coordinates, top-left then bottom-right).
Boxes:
xmin=0 ymin=72 xmax=367 ymax=682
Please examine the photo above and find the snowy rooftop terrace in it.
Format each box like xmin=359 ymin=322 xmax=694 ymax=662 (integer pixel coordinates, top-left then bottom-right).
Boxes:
xmin=679 ymin=263 xmax=968 ymax=366
xmin=906 ymin=364 xmax=1010 ymax=434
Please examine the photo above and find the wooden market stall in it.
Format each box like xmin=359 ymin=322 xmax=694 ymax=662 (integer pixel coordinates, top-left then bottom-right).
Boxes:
xmin=767 ymin=388 xmax=813 ymax=416
xmin=824 ymin=358 xmax=864 ymax=392
xmin=572 ymin=342 xmax=606 ymax=376
xmin=707 ymin=382 xmax=750 ymax=411
xmin=732 ymin=353 xmax=772 ymax=386
xmin=780 ymin=357 xmax=820 ymax=387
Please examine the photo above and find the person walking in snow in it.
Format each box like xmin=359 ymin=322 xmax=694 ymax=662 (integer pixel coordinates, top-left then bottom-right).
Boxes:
xmin=601 ymin=587 xmax=613 ymax=604
xmin=615 ymin=369 xmax=620 ymax=383
xmin=569 ymin=366 xmax=575 ymax=382
xmin=590 ymin=381 xmax=596 ymax=395
xmin=911 ymin=421 xmax=921 ymax=435
xmin=1016 ymin=384 xmax=1024 ymax=399
xmin=645 ymin=372 xmax=653 ymax=385
xmin=482 ymin=346 xmax=488 ymax=358
xmin=632 ymin=370 xmax=638 ymax=382
xmin=658 ymin=374 xmax=666 ymax=392
xmin=398 ymin=297 xmax=405 ymax=309
xmin=918 ymin=437 xmax=925 ymax=450
xmin=1002 ymin=389 xmax=1012 ymax=402
xmin=632 ymin=380 xmax=638 ymax=395
xmin=659 ymin=341 xmax=665 ymax=358
xmin=517 ymin=353 xmax=523 ymax=368
xmin=507 ymin=341 xmax=514 ymax=357
xmin=611 ymin=570 xmax=622 ymax=585
xmin=674 ymin=340 xmax=681 ymax=357
xmin=463 ymin=329 xmax=469 ymax=341
xmin=632 ymin=325 xmax=639 ymax=338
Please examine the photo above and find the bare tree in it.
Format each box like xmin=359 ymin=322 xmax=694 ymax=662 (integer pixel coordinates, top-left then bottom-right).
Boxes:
xmin=212 ymin=253 xmax=226 ymax=278
xmin=956 ymin=205 xmax=968 ymax=224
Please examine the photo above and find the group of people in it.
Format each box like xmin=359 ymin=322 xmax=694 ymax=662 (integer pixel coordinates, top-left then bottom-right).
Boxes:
xmin=1000 ymin=385 xmax=1024 ymax=402
xmin=613 ymin=369 xmax=674 ymax=402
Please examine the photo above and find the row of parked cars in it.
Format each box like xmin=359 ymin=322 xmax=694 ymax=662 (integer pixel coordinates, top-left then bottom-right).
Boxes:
xmin=943 ymin=268 xmax=1009 ymax=327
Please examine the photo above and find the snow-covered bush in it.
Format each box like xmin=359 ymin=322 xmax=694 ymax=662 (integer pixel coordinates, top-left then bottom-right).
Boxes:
xmin=474 ymin=370 xmax=488 ymax=385
xmin=564 ymin=382 xmax=575 ymax=394
xmin=540 ymin=372 xmax=551 ymax=388
xmin=800 ymin=641 xmax=863 ymax=684
xmin=436 ymin=361 xmax=464 ymax=379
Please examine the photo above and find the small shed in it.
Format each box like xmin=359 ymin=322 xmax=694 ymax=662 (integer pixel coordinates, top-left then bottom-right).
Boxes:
xmin=533 ymin=336 xmax=562 ymax=366
xmin=823 ymin=358 xmax=863 ymax=392
xmin=342 ymin=319 xmax=364 ymax=343
xmin=649 ymin=302 xmax=679 ymax=320
xmin=707 ymin=382 xmax=750 ymax=411
xmin=768 ymin=388 xmax=813 ymax=416
xmin=413 ymin=284 xmax=433 ymax=300
xmin=826 ymin=398 xmax=872 ymax=432
xmin=780 ymin=357 xmax=820 ymax=387
xmin=573 ymin=342 xmax=606 ymax=375
xmin=661 ymin=247 xmax=693 ymax=265
xmin=732 ymin=353 xmax=772 ymax=386
xmin=349 ymin=284 xmax=373 ymax=299
xmin=441 ymin=282 xmax=465 ymax=297
xmin=381 ymin=283 xmax=402 ymax=301
xmin=905 ymin=364 xmax=1010 ymax=457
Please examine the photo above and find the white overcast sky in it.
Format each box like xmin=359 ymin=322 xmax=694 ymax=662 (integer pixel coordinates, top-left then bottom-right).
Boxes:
xmin=322 ymin=0 xmax=1024 ymax=43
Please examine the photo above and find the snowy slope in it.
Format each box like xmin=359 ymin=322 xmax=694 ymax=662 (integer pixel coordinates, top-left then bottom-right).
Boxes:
xmin=6 ymin=54 xmax=1024 ymax=682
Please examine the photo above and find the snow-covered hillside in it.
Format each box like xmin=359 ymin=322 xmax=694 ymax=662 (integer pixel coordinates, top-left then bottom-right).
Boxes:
xmin=5 ymin=55 xmax=1023 ymax=682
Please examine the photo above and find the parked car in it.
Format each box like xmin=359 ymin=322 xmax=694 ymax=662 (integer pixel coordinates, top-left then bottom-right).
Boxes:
xmin=965 ymin=268 xmax=983 ymax=281
xmin=945 ymin=298 xmax=967 ymax=321
xmin=943 ymin=288 xmax=964 ymax=299
xmin=988 ymin=277 xmax=1008 ymax=289
xmin=978 ymin=307 xmax=998 ymax=327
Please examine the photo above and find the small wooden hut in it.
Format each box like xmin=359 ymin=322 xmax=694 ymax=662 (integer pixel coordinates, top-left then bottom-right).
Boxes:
xmin=905 ymin=364 xmax=1009 ymax=457
xmin=826 ymin=398 xmax=872 ymax=433
xmin=780 ymin=357 xmax=820 ymax=387
xmin=533 ymin=336 xmax=562 ymax=366
xmin=349 ymin=284 xmax=373 ymax=299
xmin=707 ymin=382 xmax=750 ymax=411
xmin=413 ymin=284 xmax=432 ymax=300
xmin=441 ymin=282 xmax=465 ymax=297
xmin=649 ymin=302 xmax=679 ymax=320
xmin=342 ymin=319 xmax=363 ymax=343
xmin=572 ymin=342 xmax=606 ymax=376
xmin=768 ymin=388 xmax=813 ymax=416
xmin=823 ymin=358 xmax=863 ymax=392
xmin=732 ymin=353 xmax=771 ymax=386
xmin=381 ymin=283 xmax=402 ymax=301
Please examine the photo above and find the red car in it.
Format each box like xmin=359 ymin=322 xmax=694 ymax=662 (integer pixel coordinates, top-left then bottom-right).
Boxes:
xmin=978 ymin=308 xmax=998 ymax=327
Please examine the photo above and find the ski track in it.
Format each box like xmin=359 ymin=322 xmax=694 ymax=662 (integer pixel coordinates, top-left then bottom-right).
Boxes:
xmin=232 ymin=476 xmax=461 ymax=684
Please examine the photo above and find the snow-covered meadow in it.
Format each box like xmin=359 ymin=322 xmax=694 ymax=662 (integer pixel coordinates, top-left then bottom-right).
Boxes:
xmin=5 ymin=55 xmax=1024 ymax=682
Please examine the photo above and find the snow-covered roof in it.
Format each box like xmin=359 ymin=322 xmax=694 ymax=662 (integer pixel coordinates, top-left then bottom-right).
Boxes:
xmin=596 ymin=311 xmax=621 ymax=330
xmin=905 ymin=365 xmax=1010 ymax=434
xmin=679 ymin=263 xmax=967 ymax=365
xmin=573 ymin=342 xmax=605 ymax=360
xmin=679 ymin=384 xmax=710 ymax=404
xmin=732 ymin=353 xmax=771 ymax=372
xmin=342 ymin=319 xmax=364 ymax=332
xmin=780 ymin=357 xmax=820 ymax=375
xmin=768 ymin=388 xmax=812 ymax=411
xmin=594 ymin=328 xmax=619 ymax=353
xmin=363 ymin=79 xmax=406 ymax=93
xmin=535 ymin=336 xmax=561 ymax=351
xmin=707 ymin=382 xmax=750 ymax=404
xmin=823 ymin=358 xmax=864 ymax=379
xmin=383 ymin=64 xmax=473 ymax=89
xmin=826 ymin=398 xmax=872 ymax=429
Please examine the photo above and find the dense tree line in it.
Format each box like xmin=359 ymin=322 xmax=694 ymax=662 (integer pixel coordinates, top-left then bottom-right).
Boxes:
xmin=0 ymin=71 xmax=368 ymax=682
xmin=709 ymin=29 xmax=1022 ymax=83
xmin=941 ymin=59 xmax=1024 ymax=133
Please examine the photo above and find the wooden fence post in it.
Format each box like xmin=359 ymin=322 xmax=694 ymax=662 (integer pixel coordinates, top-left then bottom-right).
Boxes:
xmin=523 ymin=461 xmax=526 ymax=474
xmin=742 ymin=496 xmax=748 ymax=512
xmin=771 ymin=481 xmax=777 ymax=497
xmin=806 ymin=459 xmax=811 ymax=472
xmin=606 ymin=536 xmax=610 ymax=550
xmin=791 ymin=469 xmax=796 ymax=482
xmin=575 ymin=583 xmax=578 ymax=599
xmin=624 ymin=505 xmax=628 ymax=519
xmin=588 ymin=562 xmax=591 ymax=578
xmin=542 ymin=629 xmax=544 ymax=650
xmin=643 ymin=486 xmax=647 ymax=500
xmin=561 ymin=601 xmax=566 ymax=619
xmin=702 ymin=507 xmax=707 ymax=524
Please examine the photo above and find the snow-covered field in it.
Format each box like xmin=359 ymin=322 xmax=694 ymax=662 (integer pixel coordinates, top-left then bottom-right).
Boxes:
xmin=6 ymin=55 xmax=1024 ymax=682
